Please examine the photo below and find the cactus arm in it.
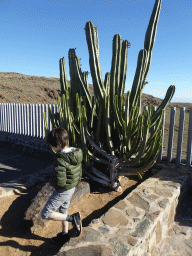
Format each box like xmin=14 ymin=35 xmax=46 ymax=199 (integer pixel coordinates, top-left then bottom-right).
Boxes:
xmin=124 ymin=91 xmax=130 ymax=127
xmin=96 ymin=103 xmax=103 ymax=145
xmin=90 ymin=96 xmax=95 ymax=129
xmin=129 ymin=123 xmax=150 ymax=165
xmin=84 ymin=170 xmax=110 ymax=186
xmin=119 ymin=40 xmax=129 ymax=97
xmin=92 ymin=167 xmax=110 ymax=182
xmin=104 ymin=72 xmax=111 ymax=95
xmin=140 ymin=0 xmax=162 ymax=90
xmin=85 ymin=127 xmax=113 ymax=161
xmin=74 ymin=93 xmax=81 ymax=123
xmin=71 ymin=126 xmax=76 ymax=147
xmin=105 ymin=95 xmax=115 ymax=156
xmin=151 ymin=85 xmax=175 ymax=125
xmin=88 ymin=151 xmax=111 ymax=165
xmin=59 ymin=57 xmax=68 ymax=96
xmin=144 ymin=0 xmax=162 ymax=52
xmin=118 ymin=136 xmax=162 ymax=175
xmin=130 ymin=126 xmax=162 ymax=167
xmin=48 ymin=106 xmax=56 ymax=128
xmin=43 ymin=112 xmax=49 ymax=137
xmin=147 ymin=109 xmax=164 ymax=146
xmin=57 ymin=96 xmax=65 ymax=127
xmin=129 ymin=49 xmax=148 ymax=112
xmin=114 ymin=95 xmax=123 ymax=127
xmin=85 ymin=21 xmax=105 ymax=100
xmin=110 ymin=34 xmax=121 ymax=106
xmin=79 ymin=106 xmax=87 ymax=163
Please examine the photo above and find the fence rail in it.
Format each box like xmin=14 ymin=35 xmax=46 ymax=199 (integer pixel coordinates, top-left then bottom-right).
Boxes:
xmin=0 ymin=103 xmax=192 ymax=167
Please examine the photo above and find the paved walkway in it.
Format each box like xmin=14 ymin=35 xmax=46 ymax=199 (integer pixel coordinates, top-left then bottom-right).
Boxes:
xmin=0 ymin=144 xmax=53 ymax=197
xmin=159 ymin=185 xmax=192 ymax=256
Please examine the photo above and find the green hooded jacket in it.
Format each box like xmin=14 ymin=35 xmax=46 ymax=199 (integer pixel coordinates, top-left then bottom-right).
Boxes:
xmin=49 ymin=147 xmax=83 ymax=191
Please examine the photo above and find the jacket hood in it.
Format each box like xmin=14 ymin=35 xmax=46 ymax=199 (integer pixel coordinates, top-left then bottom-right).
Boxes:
xmin=55 ymin=148 xmax=83 ymax=166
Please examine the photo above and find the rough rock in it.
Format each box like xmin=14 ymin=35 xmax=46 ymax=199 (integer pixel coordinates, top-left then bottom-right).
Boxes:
xmin=57 ymin=245 xmax=113 ymax=256
xmin=24 ymin=179 xmax=90 ymax=232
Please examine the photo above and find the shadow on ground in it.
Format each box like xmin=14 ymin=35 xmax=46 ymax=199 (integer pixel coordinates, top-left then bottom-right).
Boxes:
xmin=175 ymin=185 xmax=192 ymax=227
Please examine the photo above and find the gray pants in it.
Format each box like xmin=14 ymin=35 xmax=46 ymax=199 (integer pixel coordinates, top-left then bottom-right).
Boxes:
xmin=41 ymin=187 xmax=75 ymax=219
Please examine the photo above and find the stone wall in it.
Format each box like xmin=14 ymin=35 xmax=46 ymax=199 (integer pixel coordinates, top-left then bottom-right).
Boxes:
xmin=0 ymin=131 xmax=49 ymax=153
xmin=56 ymin=165 xmax=192 ymax=256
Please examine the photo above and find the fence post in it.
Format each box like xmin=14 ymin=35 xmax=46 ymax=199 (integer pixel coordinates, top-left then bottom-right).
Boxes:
xmin=18 ymin=103 xmax=21 ymax=135
xmin=167 ymin=107 xmax=176 ymax=163
xmin=44 ymin=104 xmax=49 ymax=136
xmin=158 ymin=108 xmax=165 ymax=162
xmin=23 ymin=104 xmax=26 ymax=136
xmin=48 ymin=104 xmax=53 ymax=131
xmin=25 ymin=104 xmax=29 ymax=136
xmin=6 ymin=104 xmax=9 ymax=133
xmin=37 ymin=104 xmax=41 ymax=139
xmin=34 ymin=104 xmax=38 ymax=138
xmin=186 ymin=107 xmax=192 ymax=168
xmin=41 ymin=104 xmax=45 ymax=139
xmin=176 ymin=107 xmax=185 ymax=166
xmin=5 ymin=104 xmax=8 ymax=132
xmin=16 ymin=104 xmax=19 ymax=134
xmin=20 ymin=104 xmax=24 ymax=135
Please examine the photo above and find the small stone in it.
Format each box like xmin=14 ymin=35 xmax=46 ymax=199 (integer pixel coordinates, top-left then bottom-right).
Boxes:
xmin=114 ymin=200 xmax=127 ymax=210
xmin=113 ymin=242 xmax=130 ymax=256
xmin=109 ymin=236 xmax=120 ymax=244
xmin=156 ymin=221 xmax=162 ymax=244
xmin=58 ymin=245 xmax=113 ymax=256
xmin=117 ymin=228 xmax=131 ymax=235
xmin=168 ymin=202 xmax=175 ymax=227
xmin=173 ymin=225 xmax=187 ymax=235
xmin=149 ymin=194 xmax=159 ymax=200
xmin=153 ymin=187 xmax=173 ymax=197
xmin=126 ymin=235 xmax=138 ymax=246
xmin=127 ymin=193 xmax=150 ymax=211
xmin=146 ymin=211 xmax=160 ymax=221
xmin=98 ymin=226 xmax=110 ymax=234
xmin=91 ymin=219 xmax=99 ymax=225
xmin=158 ymin=198 xmax=169 ymax=209
xmin=102 ymin=208 xmax=129 ymax=227
xmin=126 ymin=207 xmax=140 ymax=217
xmin=66 ymin=227 xmax=102 ymax=246
xmin=151 ymin=245 xmax=158 ymax=256
xmin=131 ymin=219 xmax=150 ymax=237
xmin=133 ymin=218 xmax=140 ymax=222
xmin=84 ymin=228 xmax=102 ymax=242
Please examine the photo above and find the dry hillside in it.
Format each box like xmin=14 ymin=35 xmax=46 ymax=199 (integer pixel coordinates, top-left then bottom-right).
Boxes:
xmin=0 ymin=71 xmax=191 ymax=154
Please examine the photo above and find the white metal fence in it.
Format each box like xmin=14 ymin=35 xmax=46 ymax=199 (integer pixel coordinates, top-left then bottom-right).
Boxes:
xmin=0 ymin=103 xmax=58 ymax=140
xmin=0 ymin=103 xmax=192 ymax=167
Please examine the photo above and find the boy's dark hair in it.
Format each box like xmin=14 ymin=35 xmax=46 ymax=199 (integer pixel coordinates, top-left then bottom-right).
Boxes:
xmin=46 ymin=127 xmax=69 ymax=148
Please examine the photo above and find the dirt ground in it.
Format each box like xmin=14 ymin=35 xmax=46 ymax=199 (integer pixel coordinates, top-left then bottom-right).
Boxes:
xmin=0 ymin=173 xmax=147 ymax=256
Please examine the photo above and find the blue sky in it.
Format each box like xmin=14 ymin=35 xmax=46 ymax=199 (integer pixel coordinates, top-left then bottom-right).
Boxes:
xmin=1 ymin=0 xmax=192 ymax=103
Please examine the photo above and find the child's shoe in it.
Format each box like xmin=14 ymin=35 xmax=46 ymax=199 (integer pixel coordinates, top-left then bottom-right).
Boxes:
xmin=51 ymin=232 xmax=70 ymax=245
xmin=71 ymin=212 xmax=82 ymax=236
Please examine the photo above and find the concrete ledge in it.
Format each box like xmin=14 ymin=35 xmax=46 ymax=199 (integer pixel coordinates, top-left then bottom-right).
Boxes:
xmin=57 ymin=165 xmax=192 ymax=256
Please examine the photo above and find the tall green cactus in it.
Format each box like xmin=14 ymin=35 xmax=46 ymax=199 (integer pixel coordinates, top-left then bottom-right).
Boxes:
xmin=44 ymin=0 xmax=176 ymax=190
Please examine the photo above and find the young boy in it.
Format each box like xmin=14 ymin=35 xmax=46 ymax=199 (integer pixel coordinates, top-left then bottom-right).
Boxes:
xmin=41 ymin=127 xmax=83 ymax=245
